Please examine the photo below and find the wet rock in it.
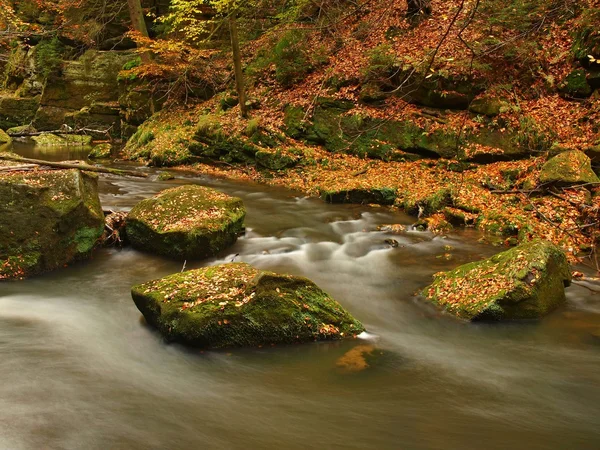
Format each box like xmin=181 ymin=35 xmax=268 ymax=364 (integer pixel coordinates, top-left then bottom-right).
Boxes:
xmin=88 ymin=143 xmax=112 ymax=159
xmin=422 ymin=240 xmax=572 ymax=321
xmin=32 ymin=133 xmax=93 ymax=147
xmin=539 ymin=150 xmax=599 ymax=185
xmin=131 ymin=262 xmax=365 ymax=348
xmin=321 ymin=187 xmax=396 ymax=205
xmin=0 ymin=169 xmax=104 ymax=279
xmin=126 ymin=185 xmax=246 ymax=260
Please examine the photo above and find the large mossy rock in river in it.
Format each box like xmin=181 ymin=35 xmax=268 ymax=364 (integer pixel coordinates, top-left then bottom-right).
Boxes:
xmin=131 ymin=263 xmax=365 ymax=348
xmin=0 ymin=169 xmax=104 ymax=280
xmin=539 ymin=150 xmax=599 ymax=186
xmin=126 ymin=185 xmax=245 ymax=260
xmin=422 ymin=240 xmax=571 ymax=321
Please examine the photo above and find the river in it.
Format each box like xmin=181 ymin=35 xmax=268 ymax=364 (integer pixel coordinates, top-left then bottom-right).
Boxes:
xmin=1 ymin=143 xmax=600 ymax=449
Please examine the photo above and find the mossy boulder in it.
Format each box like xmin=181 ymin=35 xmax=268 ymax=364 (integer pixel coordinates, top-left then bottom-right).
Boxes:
xmin=0 ymin=169 xmax=104 ymax=280
xmin=255 ymin=149 xmax=298 ymax=170
xmin=422 ymin=240 xmax=571 ymax=321
xmin=0 ymin=129 xmax=12 ymax=144
xmin=539 ymin=150 xmax=599 ymax=185
xmin=287 ymin=101 xmax=459 ymax=160
xmin=469 ymin=96 xmax=510 ymax=117
xmin=131 ymin=262 xmax=365 ymax=348
xmin=88 ymin=143 xmax=112 ymax=159
xmin=31 ymin=133 xmax=93 ymax=147
xmin=126 ymin=185 xmax=245 ymax=260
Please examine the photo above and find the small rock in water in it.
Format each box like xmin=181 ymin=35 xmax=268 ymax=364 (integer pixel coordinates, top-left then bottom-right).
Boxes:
xmin=384 ymin=239 xmax=399 ymax=248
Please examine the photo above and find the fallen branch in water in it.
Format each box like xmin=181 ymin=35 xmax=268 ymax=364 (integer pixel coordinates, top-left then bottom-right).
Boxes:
xmin=0 ymin=164 xmax=38 ymax=171
xmin=0 ymin=153 xmax=148 ymax=178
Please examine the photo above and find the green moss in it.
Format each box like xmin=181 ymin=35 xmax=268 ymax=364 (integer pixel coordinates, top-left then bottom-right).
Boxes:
xmin=422 ymin=240 xmax=571 ymax=321
xmin=126 ymin=185 xmax=246 ymax=260
xmin=74 ymin=225 xmax=103 ymax=253
xmin=559 ymin=69 xmax=592 ymax=98
xmin=131 ymin=263 xmax=365 ymax=348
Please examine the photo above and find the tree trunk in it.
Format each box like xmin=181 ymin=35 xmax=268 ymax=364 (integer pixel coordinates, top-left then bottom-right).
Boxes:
xmin=406 ymin=0 xmax=432 ymax=16
xmin=127 ymin=0 xmax=149 ymax=37
xmin=229 ymin=17 xmax=248 ymax=118
xmin=127 ymin=0 xmax=153 ymax=63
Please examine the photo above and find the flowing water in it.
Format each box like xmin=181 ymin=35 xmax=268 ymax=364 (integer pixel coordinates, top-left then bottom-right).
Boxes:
xmin=1 ymin=144 xmax=600 ymax=450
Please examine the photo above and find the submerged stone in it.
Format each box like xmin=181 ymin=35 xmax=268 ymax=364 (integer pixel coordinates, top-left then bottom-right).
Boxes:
xmin=131 ymin=262 xmax=365 ymax=348
xmin=539 ymin=150 xmax=599 ymax=185
xmin=0 ymin=169 xmax=104 ymax=279
xmin=126 ymin=185 xmax=245 ymax=260
xmin=422 ymin=240 xmax=571 ymax=321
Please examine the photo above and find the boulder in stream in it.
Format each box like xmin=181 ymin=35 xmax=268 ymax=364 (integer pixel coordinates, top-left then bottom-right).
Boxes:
xmin=131 ymin=262 xmax=365 ymax=348
xmin=126 ymin=185 xmax=245 ymax=260
xmin=422 ymin=240 xmax=571 ymax=321
xmin=0 ymin=169 xmax=104 ymax=279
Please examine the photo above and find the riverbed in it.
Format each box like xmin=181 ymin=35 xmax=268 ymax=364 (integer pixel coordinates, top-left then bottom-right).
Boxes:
xmin=1 ymin=144 xmax=600 ymax=449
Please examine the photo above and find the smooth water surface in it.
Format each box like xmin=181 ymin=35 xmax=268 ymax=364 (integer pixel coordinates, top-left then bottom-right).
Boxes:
xmin=1 ymin=145 xmax=600 ymax=449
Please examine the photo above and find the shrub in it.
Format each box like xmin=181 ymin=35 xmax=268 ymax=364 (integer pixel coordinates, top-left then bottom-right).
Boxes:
xmin=513 ymin=117 xmax=556 ymax=153
xmin=34 ymin=37 xmax=64 ymax=79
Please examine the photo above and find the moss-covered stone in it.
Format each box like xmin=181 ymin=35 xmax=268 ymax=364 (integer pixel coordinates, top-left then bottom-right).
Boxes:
xmin=31 ymin=133 xmax=93 ymax=147
xmin=255 ymin=149 xmax=298 ymax=170
xmin=559 ymin=69 xmax=593 ymax=98
xmin=126 ymin=185 xmax=246 ymax=260
xmin=88 ymin=143 xmax=112 ymax=159
xmin=131 ymin=262 xmax=365 ymax=348
xmin=469 ymin=96 xmax=510 ymax=117
xmin=0 ymin=129 xmax=12 ymax=144
xmin=287 ymin=102 xmax=459 ymax=160
xmin=321 ymin=187 xmax=397 ymax=205
xmin=0 ymin=169 xmax=104 ymax=280
xmin=0 ymin=96 xmax=40 ymax=130
xmin=539 ymin=150 xmax=599 ymax=185
xmin=188 ymin=115 xmax=258 ymax=164
xmin=422 ymin=240 xmax=571 ymax=321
